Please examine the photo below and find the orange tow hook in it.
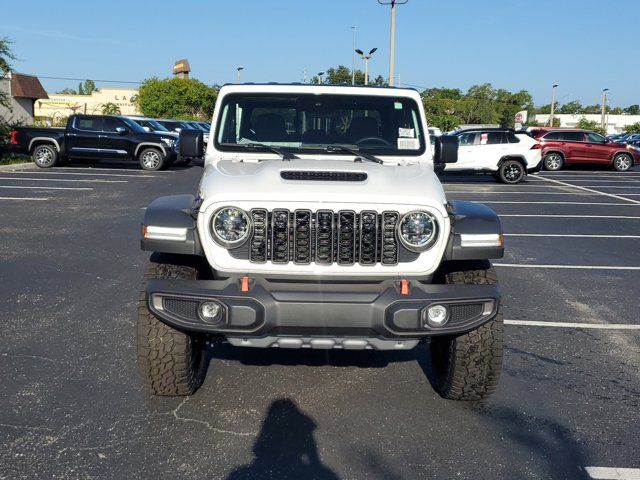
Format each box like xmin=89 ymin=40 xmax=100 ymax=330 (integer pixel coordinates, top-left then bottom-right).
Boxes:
xmin=241 ymin=276 xmax=250 ymax=293
xmin=400 ymin=279 xmax=410 ymax=296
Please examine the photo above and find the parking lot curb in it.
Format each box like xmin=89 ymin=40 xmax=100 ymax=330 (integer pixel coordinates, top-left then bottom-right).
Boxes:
xmin=0 ymin=162 xmax=36 ymax=172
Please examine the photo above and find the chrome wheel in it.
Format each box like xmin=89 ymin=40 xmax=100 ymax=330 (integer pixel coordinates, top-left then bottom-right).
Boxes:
xmin=614 ymin=155 xmax=631 ymax=172
xmin=34 ymin=146 xmax=55 ymax=167
xmin=544 ymin=154 xmax=562 ymax=171
xmin=141 ymin=150 xmax=161 ymax=170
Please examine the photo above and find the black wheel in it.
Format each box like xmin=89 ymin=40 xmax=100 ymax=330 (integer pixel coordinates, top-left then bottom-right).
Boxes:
xmin=430 ymin=262 xmax=504 ymax=401
xmin=137 ymin=256 xmax=207 ymax=396
xmin=32 ymin=144 xmax=58 ymax=168
xmin=613 ymin=153 xmax=632 ymax=172
xmin=543 ymin=153 xmax=563 ymax=171
xmin=498 ymin=160 xmax=524 ymax=184
xmin=138 ymin=148 xmax=165 ymax=171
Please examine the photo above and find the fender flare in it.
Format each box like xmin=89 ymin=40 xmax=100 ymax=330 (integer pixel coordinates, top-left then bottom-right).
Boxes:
xmin=135 ymin=142 xmax=168 ymax=158
xmin=611 ymin=150 xmax=635 ymax=166
xmin=28 ymin=137 xmax=61 ymax=153
xmin=443 ymin=200 xmax=504 ymax=261
xmin=141 ymin=194 xmax=204 ymax=256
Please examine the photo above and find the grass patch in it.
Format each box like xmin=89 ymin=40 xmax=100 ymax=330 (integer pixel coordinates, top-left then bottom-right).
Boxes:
xmin=0 ymin=154 xmax=30 ymax=166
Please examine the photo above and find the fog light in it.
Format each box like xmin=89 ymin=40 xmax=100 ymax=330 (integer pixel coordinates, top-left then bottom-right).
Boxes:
xmin=199 ymin=301 xmax=222 ymax=323
xmin=425 ymin=304 xmax=448 ymax=327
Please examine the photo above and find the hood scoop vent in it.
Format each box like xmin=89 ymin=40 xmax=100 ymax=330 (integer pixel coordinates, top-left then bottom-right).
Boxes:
xmin=281 ymin=171 xmax=367 ymax=182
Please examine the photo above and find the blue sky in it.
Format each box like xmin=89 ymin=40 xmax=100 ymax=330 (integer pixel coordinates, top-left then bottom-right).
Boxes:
xmin=2 ymin=0 xmax=639 ymax=107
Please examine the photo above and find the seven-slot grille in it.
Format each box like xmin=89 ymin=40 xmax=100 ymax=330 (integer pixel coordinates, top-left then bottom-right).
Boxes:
xmin=247 ymin=209 xmax=405 ymax=266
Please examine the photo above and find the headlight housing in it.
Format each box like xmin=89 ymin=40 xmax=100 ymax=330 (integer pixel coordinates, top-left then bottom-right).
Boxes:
xmin=160 ymin=137 xmax=176 ymax=148
xmin=397 ymin=210 xmax=438 ymax=252
xmin=211 ymin=207 xmax=251 ymax=247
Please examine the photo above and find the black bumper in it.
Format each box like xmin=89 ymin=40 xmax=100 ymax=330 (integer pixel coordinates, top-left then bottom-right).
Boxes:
xmin=146 ymin=277 xmax=500 ymax=339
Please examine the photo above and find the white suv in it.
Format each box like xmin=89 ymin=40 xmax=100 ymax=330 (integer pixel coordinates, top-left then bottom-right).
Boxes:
xmin=445 ymin=128 xmax=542 ymax=183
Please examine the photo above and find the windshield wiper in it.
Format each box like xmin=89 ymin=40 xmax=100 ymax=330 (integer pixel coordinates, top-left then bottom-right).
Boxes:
xmin=230 ymin=142 xmax=299 ymax=160
xmin=321 ymin=145 xmax=384 ymax=165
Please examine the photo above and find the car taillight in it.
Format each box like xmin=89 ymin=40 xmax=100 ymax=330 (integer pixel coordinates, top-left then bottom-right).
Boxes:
xmin=9 ymin=130 xmax=18 ymax=145
xmin=530 ymin=143 xmax=542 ymax=150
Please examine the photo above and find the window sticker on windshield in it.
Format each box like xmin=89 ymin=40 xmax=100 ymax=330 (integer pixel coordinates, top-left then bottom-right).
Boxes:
xmin=398 ymin=138 xmax=420 ymax=150
xmin=399 ymin=128 xmax=415 ymax=138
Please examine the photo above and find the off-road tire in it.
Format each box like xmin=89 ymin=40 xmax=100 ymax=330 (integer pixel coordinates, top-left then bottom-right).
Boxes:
xmin=32 ymin=144 xmax=58 ymax=168
xmin=498 ymin=160 xmax=525 ymax=184
xmin=137 ymin=256 xmax=206 ymax=395
xmin=543 ymin=152 xmax=564 ymax=171
xmin=430 ymin=262 xmax=504 ymax=401
xmin=138 ymin=147 xmax=166 ymax=171
xmin=613 ymin=153 xmax=632 ymax=172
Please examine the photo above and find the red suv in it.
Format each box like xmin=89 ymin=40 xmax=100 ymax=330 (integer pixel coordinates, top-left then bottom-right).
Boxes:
xmin=530 ymin=128 xmax=639 ymax=172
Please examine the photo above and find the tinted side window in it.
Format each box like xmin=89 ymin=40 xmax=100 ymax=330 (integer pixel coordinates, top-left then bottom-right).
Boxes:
xmin=543 ymin=132 xmax=561 ymax=140
xmin=587 ymin=132 xmax=606 ymax=143
xmin=103 ymin=117 xmax=126 ymax=132
xmin=75 ymin=116 xmax=102 ymax=131
xmin=561 ymin=132 xmax=586 ymax=142
xmin=506 ymin=132 xmax=520 ymax=143
xmin=486 ymin=132 xmax=507 ymax=144
xmin=457 ymin=132 xmax=477 ymax=146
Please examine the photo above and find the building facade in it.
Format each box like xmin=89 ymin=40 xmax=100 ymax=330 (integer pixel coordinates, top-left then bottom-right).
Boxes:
xmin=0 ymin=72 xmax=48 ymax=125
xmin=34 ymin=87 xmax=140 ymax=125
xmin=534 ymin=114 xmax=640 ymax=134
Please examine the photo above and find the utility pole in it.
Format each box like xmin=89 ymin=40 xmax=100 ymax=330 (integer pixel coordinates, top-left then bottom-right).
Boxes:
xmin=549 ymin=84 xmax=558 ymax=127
xmin=378 ymin=0 xmax=408 ymax=87
xmin=303 ymin=66 xmax=307 ymax=83
xmin=317 ymin=72 xmax=325 ymax=84
xmin=601 ymin=88 xmax=609 ymax=132
xmin=351 ymin=26 xmax=357 ymax=85
xmin=236 ymin=66 xmax=244 ymax=83
xmin=355 ymin=48 xmax=377 ymax=85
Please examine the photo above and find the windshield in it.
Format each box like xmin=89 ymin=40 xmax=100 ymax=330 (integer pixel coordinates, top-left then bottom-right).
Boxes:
xmin=120 ymin=117 xmax=146 ymax=133
xmin=215 ymin=93 xmax=425 ymax=156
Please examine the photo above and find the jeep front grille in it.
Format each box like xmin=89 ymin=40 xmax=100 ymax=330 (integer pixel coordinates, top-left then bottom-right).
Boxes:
xmin=244 ymin=209 xmax=418 ymax=266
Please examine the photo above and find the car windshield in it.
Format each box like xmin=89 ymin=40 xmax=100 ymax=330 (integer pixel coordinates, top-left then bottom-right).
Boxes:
xmin=145 ymin=120 xmax=170 ymax=132
xmin=215 ymin=93 xmax=425 ymax=156
xmin=120 ymin=117 xmax=146 ymax=133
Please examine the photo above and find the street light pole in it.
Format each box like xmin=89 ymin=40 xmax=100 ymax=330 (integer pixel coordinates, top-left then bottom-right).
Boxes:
xmin=317 ymin=72 xmax=325 ymax=84
xmin=378 ymin=0 xmax=408 ymax=86
xmin=549 ymin=84 xmax=558 ymax=127
xmin=355 ymin=48 xmax=377 ymax=85
xmin=351 ymin=26 xmax=357 ymax=85
xmin=601 ymin=88 xmax=609 ymax=132
xmin=236 ymin=66 xmax=244 ymax=83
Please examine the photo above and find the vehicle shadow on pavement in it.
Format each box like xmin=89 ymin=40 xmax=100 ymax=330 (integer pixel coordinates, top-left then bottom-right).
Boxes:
xmin=209 ymin=342 xmax=419 ymax=369
xmin=417 ymin=349 xmax=592 ymax=480
xmin=225 ymin=398 xmax=339 ymax=480
xmin=55 ymin=158 xmax=204 ymax=171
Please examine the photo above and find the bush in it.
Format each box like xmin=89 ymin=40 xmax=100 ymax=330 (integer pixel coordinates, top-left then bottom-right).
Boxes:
xmin=623 ymin=122 xmax=640 ymax=134
xmin=577 ymin=117 xmax=606 ymax=135
xmin=137 ymin=77 xmax=217 ymax=120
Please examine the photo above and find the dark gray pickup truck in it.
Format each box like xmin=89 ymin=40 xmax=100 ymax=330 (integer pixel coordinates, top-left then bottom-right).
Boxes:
xmin=10 ymin=114 xmax=180 ymax=170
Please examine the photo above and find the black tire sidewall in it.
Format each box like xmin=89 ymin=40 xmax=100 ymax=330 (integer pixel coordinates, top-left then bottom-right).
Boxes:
xmin=33 ymin=145 xmax=58 ymax=168
xmin=499 ymin=160 xmax=524 ymax=184
xmin=613 ymin=154 xmax=632 ymax=172
xmin=138 ymin=148 xmax=165 ymax=171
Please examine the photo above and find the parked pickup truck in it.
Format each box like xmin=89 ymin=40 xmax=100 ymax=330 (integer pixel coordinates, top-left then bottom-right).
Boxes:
xmin=10 ymin=114 xmax=180 ymax=170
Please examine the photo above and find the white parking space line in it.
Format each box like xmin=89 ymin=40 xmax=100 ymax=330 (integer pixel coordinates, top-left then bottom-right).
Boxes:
xmin=506 ymin=320 xmax=640 ymax=330
xmin=445 ymin=191 xmax=597 ymax=195
xmin=0 ymin=185 xmax=93 ymax=191
xmin=499 ymin=214 xmax=640 ymax=219
xmin=584 ymin=466 xmax=640 ymax=479
xmin=495 ymin=263 xmax=640 ymax=270
xmin=481 ymin=201 xmax=635 ymax=205
xmin=0 ymin=197 xmax=50 ymax=201
xmin=535 ymin=175 xmax=640 ymax=204
xmin=504 ymin=234 xmax=640 ymax=239
xmin=444 ymin=183 xmax=572 ymax=188
xmin=539 ymin=172 xmax=640 ymax=176
xmin=6 ymin=171 xmax=157 ymax=178
xmin=530 ymin=179 xmax=640 ymax=184
xmin=0 ymin=176 xmax=127 ymax=183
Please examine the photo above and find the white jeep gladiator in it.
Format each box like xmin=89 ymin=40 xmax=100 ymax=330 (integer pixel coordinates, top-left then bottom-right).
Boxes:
xmin=138 ymin=84 xmax=505 ymax=401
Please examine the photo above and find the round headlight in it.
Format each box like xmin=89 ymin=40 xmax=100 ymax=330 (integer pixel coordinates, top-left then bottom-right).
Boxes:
xmin=211 ymin=207 xmax=251 ymax=247
xmin=397 ymin=210 xmax=438 ymax=252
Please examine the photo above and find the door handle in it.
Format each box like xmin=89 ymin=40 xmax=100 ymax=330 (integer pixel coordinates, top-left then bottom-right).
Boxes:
xmin=67 ymin=133 xmax=77 ymax=137
xmin=585 ymin=145 xmax=593 ymax=148
xmin=98 ymin=135 xmax=107 ymax=138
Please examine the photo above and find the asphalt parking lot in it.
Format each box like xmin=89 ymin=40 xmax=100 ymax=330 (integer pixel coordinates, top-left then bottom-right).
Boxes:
xmin=1 ymin=161 xmax=639 ymax=480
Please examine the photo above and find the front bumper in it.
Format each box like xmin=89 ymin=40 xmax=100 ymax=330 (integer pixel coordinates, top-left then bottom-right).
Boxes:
xmin=146 ymin=277 xmax=500 ymax=348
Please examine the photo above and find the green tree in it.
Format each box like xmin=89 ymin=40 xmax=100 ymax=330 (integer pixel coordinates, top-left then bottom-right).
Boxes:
xmin=577 ymin=117 xmax=605 ymax=135
xmin=77 ymin=80 xmax=96 ymax=95
xmin=101 ymin=102 xmax=121 ymax=115
xmin=558 ymin=100 xmax=582 ymax=114
xmin=137 ymin=77 xmax=217 ymax=120
xmin=312 ymin=65 xmax=387 ymax=86
xmin=580 ymin=104 xmax=601 ymax=114
xmin=623 ymin=122 xmax=640 ymax=134
xmin=0 ymin=37 xmax=16 ymax=110
xmin=624 ymin=105 xmax=640 ymax=115
xmin=57 ymin=88 xmax=78 ymax=95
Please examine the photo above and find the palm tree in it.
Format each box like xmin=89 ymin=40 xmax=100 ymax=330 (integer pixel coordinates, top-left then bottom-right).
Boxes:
xmin=101 ymin=102 xmax=121 ymax=115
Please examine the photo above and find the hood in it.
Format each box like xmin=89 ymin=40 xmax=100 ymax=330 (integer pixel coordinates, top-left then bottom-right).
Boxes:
xmin=198 ymin=157 xmax=447 ymax=208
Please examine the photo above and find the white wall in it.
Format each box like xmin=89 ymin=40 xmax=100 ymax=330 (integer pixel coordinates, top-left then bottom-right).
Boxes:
xmin=0 ymin=77 xmax=35 ymax=125
xmin=535 ymin=114 xmax=640 ymax=134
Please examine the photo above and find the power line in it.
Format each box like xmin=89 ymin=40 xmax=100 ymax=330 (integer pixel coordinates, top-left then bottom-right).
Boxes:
xmin=35 ymin=75 xmax=141 ymax=84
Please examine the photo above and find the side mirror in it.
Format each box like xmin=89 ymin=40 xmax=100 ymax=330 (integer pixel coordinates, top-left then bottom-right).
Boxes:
xmin=434 ymin=135 xmax=458 ymax=164
xmin=142 ymin=126 xmax=151 ymax=132
xmin=179 ymin=129 xmax=204 ymax=158
xmin=116 ymin=127 xmax=128 ymax=135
